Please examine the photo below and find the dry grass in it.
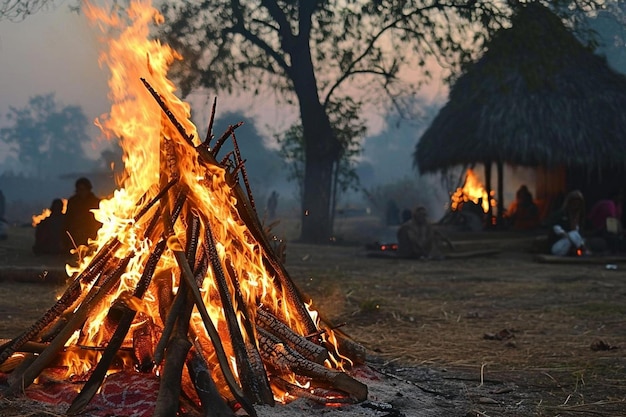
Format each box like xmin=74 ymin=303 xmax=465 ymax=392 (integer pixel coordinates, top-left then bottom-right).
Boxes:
xmin=282 ymin=238 xmax=626 ymax=416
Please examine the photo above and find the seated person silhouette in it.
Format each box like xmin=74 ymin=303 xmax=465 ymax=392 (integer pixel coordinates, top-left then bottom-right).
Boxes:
xmin=65 ymin=177 xmax=102 ymax=250
xmin=33 ymin=199 xmax=66 ymax=255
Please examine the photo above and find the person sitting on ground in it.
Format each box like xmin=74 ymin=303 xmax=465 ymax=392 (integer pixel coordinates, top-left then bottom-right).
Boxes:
xmin=546 ymin=190 xmax=588 ymax=256
xmin=506 ymin=185 xmax=540 ymax=231
xmin=397 ymin=206 xmax=454 ymax=259
xmin=33 ymin=199 xmax=66 ymax=255
xmin=65 ymin=177 xmax=102 ymax=250
xmin=587 ymin=190 xmax=624 ymax=253
xmin=588 ymin=190 xmax=623 ymax=233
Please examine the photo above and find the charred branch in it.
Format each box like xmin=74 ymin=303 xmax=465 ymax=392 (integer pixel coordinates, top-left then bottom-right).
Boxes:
xmin=205 ymin=222 xmax=274 ymax=405
xmin=67 ymin=238 xmax=168 ymax=415
xmin=187 ymin=347 xmax=236 ymax=417
xmin=230 ymin=130 xmax=255 ymax=212
xmin=258 ymin=328 xmax=367 ymax=402
xmin=211 ymin=122 xmax=244 ymax=157
xmin=256 ymin=307 xmax=328 ymax=364
xmin=271 ymin=377 xmax=356 ymax=405
xmin=7 ymin=254 xmax=134 ymax=395
xmin=204 ymin=96 xmax=218 ymax=146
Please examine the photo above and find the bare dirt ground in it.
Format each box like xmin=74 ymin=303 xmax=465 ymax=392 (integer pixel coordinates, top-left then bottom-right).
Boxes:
xmin=1 ymin=221 xmax=626 ymax=416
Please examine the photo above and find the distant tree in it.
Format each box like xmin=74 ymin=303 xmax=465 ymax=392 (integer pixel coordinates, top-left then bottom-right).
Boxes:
xmin=158 ymin=0 xmax=609 ymax=243
xmin=0 ymin=93 xmax=94 ymax=178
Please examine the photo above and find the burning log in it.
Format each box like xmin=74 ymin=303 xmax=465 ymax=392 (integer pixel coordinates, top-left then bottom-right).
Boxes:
xmin=257 ymin=328 xmax=368 ymax=402
xmin=0 ymin=81 xmax=369 ymax=416
xmin=256 ymin=308 xmax=329 ymax=364
xmin=66 ymin=239 xmax=167 ymax=415
xmin=187 ymin=346 xmax=237 ymax=417
xmin=7 ymin=254 xmax=135 ymax=396
xmin=204 ymin=222 xmax=274 ymax=406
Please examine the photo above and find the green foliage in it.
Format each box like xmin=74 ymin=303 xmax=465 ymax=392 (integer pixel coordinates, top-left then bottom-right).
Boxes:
xmin=0 ymin=93 xmax=93 ymax=178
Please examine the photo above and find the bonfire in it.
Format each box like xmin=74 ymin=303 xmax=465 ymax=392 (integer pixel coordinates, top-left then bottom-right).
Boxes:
xmin=0 ymin=2 xmax=367 ymax=416
xmin=449 ymin=168 xmax=494 ymax=214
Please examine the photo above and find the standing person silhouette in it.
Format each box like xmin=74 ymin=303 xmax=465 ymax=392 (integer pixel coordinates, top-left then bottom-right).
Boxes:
xmin=65 ymin=177 xmax=102 ymax=250
xmin=267 ymin=190 xmax=279 ymax=220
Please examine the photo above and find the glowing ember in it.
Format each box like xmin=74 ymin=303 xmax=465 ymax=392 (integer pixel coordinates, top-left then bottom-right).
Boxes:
xmin=450 ymin=168 xmax=495 ymax=213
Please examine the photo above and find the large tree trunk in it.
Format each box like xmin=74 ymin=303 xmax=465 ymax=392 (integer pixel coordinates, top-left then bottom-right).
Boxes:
xmin=290 ymin=39 xmax=340 ymax=244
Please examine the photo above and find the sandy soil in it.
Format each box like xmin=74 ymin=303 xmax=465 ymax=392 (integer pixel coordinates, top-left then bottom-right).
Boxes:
xmin=1 ymin=223 xmax=626 ymax=416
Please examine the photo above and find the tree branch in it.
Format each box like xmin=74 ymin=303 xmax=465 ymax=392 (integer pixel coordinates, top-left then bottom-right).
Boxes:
xmin=227 ymin=0 xmax=291 ymax=73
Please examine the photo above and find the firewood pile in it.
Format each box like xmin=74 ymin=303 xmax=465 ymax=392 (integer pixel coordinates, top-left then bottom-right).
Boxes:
xmin=0 ymin=81 xmax=367 ymax=417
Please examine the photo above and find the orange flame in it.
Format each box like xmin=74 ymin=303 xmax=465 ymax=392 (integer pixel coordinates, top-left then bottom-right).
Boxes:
xmin=31 ymin=199 xmax=68 ymax=227
xmin=450 ymin=168 xmax=495 ymax=213
xmin=48 ymin=0 xmax=342 ymax=399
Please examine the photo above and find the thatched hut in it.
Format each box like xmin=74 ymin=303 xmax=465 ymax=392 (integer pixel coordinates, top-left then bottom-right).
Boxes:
xmin=415 ymin=3 xmax=626 ymax=220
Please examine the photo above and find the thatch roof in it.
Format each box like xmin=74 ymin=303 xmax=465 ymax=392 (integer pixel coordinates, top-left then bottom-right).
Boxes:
xmin=416 ymin=3 xmax=626 ymax=174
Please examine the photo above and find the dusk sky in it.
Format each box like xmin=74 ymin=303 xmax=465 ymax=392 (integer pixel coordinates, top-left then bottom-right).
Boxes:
xmin=0 ymin=5 xmax=110 ymax=160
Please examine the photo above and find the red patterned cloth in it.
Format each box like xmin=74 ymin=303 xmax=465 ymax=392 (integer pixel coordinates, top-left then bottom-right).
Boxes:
xmin=5 ymin=370 xmax=159 ymax=417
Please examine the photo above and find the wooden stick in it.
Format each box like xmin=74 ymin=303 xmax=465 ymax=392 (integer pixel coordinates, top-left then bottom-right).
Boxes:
xmin=204 ymin=97 xmax=217 ymax=146
xmin=230 ymin=130 xmax=255 ymax=212
xmin=211 ymin=122 xmax=244 ymax=157
xmin=271 ymin=377 xmax=355 ymax=404
xmin=67 ymin=238 xmax=167 ymax=415
xmin=7 ymin=255 xmax=134 ymax=395
xmin=319 ymin=324 xmax=367 ymax=366
xmin=154 ymin=211 xmax=211 ymax=416
xmin=205 ymin=222 xmax=274 ymax=405
xmin=153 ymin=334 xmax=192 ymax=417
xmin=187 ymin=347 xmax=237 ymax=417
xmin=256 ymin=307 xmax=328 ymax=364
xmin=132 ymin=177 xmax=179 ymax=222
xmin=6 ymin=354 xmax=36 ymax=387
xmin=153 ymin=212 xmax=202 ymax=366
xmin=0 ymin=238 xmax=122 ymax=365
xmin=257 ymin=328 xmax=367 ymax=402
xmin=154 ymin=275 xmax=196 ymax=417
xmin=141 ymin=78 xmax=195 ymax=147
